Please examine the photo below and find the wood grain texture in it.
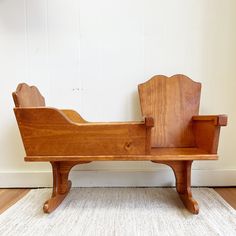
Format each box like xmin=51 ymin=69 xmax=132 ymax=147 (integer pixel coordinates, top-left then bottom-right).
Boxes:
xmin=152 ymin=160 xmax=199 ymax=214
xmin=12 ymin=83 xmax=45 ymax=108
xmin=0 ymin=189 xmax=30 ymax=214
xmin=192 ymin=115 xmax=228 ymax=153
xmin=137 ymin=75 xmax=227 ymax=214
xmin=138 ymin=75 xmax=227 ymax=153
xmin=24 ymin=152 xmax=218 ymax=162
xmin=214 ymin=188 xmax=236 ymax=209
xmin=14 ymin=107 xmax=153 ymax=156
xmin=138 ymin=74 xmax=201 ymax=148
xmin=192 ymin=115 xmax=228 ymax=126
xmin=43 ymin=161 xmax=90 ymax=213
xmin=12 ymin=80 xmax=227 ymax=214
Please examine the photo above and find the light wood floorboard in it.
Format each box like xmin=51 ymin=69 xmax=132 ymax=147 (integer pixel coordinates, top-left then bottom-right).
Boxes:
xmin=214 ymin=188 xmax=236 ymax=209
xmin=0 ymin=188 xmax=235 ymax=214
xmin=0 ymin=189 xmax=30 ymax=214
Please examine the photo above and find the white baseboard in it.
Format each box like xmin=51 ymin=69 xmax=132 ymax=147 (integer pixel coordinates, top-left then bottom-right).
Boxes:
xmin=0 ymin=169 xmax=236 ymax=188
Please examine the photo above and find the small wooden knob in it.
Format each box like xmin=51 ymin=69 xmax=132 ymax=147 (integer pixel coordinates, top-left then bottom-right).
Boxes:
xmin=124 ymin=142 xmax=132 ymax=151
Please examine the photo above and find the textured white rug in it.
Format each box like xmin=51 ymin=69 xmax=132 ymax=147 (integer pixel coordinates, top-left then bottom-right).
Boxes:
xmin=0 ymin=188 xmax=236 ymax=236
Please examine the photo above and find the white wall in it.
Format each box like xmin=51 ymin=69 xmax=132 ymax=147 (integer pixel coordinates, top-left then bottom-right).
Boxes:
xmin=0 ymin=0 xmax=236 ymax=187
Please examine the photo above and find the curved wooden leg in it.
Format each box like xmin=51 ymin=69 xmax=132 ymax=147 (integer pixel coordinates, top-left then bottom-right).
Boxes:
xmin=152 ymin=160 xmax=199 ymax=214
xmin=43 ymin=161 xmax=90 ymax=213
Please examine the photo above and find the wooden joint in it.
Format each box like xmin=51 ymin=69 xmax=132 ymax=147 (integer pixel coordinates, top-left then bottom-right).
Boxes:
xmin=217 ymin=115 xmax=228 ymax=126
xmin=144 ymin=116 xmax=154 ymax=127
xmin=192 ymin=115 xmax=228 ymax=126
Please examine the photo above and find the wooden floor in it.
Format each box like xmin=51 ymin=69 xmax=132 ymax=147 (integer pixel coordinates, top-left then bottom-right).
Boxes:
xmin=214 ymin=188 xmax=236 ymax=209
xmin=0 ymin=188 xmax=235 ymax=214
xmin=0 ymin=189 xmax=30 ymax=214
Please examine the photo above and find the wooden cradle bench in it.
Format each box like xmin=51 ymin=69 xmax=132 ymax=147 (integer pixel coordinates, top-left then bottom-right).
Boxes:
xmin=13 ymin=74 xmax=227 ymax=214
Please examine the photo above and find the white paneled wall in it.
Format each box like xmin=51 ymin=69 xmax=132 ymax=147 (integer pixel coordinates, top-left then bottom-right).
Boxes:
xmin=0 ymin=0 xmax=236 ymax=186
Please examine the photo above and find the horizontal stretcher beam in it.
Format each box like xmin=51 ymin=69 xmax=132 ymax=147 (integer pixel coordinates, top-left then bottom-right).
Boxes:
xmin=25 ymin=154 xmax=218 ymax=162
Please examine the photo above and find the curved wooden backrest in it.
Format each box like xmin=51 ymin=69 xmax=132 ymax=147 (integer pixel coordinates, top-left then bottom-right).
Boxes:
xmin=12 ymin=83 xmax=45 ymax=107
xmin=138 ymin=74 xmax=201 ymax=148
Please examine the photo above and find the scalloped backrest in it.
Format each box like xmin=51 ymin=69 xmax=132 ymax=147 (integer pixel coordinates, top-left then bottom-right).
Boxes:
xmin=12 ymin=83 xmax=45 ymax=108
xmin=138 ymin=74 xmax=201 ymax=148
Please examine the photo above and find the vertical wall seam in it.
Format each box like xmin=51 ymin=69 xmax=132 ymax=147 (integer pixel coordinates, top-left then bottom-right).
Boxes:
xmin=75 ymin=0 xmax=84 ymax=113
xmin=44 ymin=0 xmax=51 ymax=98
xmin=24 ymin=0 xmax=30 ymax=83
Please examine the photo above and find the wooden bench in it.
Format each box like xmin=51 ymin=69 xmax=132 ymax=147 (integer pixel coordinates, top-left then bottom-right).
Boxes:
xmin=13 ymin=74 xmax=227 ymax=214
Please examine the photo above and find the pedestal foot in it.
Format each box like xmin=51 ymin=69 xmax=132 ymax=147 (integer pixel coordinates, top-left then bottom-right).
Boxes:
xmin=152 ymin=160 xmax=199 ymax=214
xmin=43 ymin=162 xmax=90 ymax=213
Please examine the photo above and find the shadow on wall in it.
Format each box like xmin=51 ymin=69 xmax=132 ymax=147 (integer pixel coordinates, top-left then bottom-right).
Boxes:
xmin=3 ymin=122 xmax=26 ymax=169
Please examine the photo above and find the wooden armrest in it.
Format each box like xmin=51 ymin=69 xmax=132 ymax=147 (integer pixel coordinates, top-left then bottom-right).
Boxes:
xmin=192 ymin=115 xmax=227 ymax=154
xmin=192 ymin=115 xmax=227 ymax=126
